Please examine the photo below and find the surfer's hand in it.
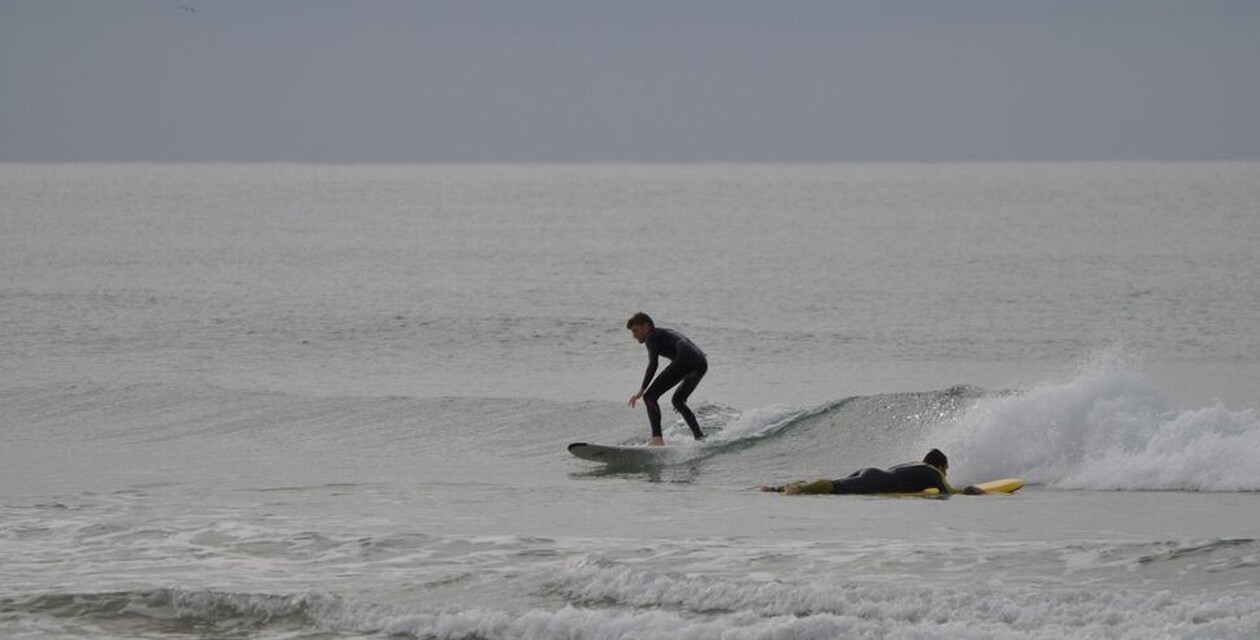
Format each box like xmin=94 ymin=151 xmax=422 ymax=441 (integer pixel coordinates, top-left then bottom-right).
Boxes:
xmin=629 ymin=390 xmax=644 ymax=407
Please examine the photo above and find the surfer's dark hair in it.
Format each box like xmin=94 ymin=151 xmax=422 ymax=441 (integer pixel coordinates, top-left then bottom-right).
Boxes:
xmin=626 ymin=312 xmax=654 ymax=329
xmin=923 ymin=449 xmax=948 ymax=470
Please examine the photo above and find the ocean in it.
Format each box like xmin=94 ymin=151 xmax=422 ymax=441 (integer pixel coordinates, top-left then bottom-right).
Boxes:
xmin=2 ymin=162 xmax=1259 ymax=639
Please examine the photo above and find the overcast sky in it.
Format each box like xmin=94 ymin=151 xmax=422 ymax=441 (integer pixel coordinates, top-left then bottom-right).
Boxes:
xmin=2 ymin=1 xmax=1258 ymax=162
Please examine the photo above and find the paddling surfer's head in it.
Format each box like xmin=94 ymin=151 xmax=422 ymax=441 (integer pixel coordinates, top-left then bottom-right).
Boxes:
xmin=923 ymin=448 xmax=949 ymax=473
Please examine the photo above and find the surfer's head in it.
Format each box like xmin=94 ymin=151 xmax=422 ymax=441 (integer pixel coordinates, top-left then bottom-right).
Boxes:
xmin=627 ymin=312 xmax=654 ymax=343
xmin=923 ymin=448 xmax=948 ymax=472
xmin=626 ymin=312 xmax=654 ymax=330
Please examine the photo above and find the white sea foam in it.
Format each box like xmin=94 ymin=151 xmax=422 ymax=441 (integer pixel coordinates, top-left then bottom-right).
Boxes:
xmin=9 ymin=546 xmax=1260 ymax=640
xmin=933 ymin=350 xmax=1260 ymax=491
xmin=376 ymin=580 xmax=1260 ymax=639
xmin=113 ymin=583 xmax=1255 ymax=640
xmin=535 ymin=557 xmax=1260 ymax=640
xmin=704 ymin=404 xmax=804 ymax=443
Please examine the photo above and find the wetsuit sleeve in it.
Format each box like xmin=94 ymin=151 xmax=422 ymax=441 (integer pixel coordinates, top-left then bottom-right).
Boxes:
xmin=795 ymin=479 xmax=835 ymax=494
xmin=640 ymin=343 xmax=659 ymax=391
xmin=931 ymin=469 xmax=960 ymax=494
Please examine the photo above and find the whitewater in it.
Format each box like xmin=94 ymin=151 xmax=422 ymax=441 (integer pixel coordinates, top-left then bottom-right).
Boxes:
xmin=3 ymin=163 xmax=1259 ymax=639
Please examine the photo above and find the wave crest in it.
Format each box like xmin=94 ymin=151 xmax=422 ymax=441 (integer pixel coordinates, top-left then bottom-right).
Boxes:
xmin=932 ymin=351 xmax=1260 ymax=491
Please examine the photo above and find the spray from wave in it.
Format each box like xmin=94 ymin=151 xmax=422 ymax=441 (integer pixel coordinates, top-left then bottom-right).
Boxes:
xmin=931 ymin=350 xmax=1260 ymax=491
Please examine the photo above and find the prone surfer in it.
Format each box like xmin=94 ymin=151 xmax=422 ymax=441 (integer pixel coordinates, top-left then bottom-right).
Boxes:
xmin=626 ymin=312 xmax=707 ymax=446
xmin=760 ymin=449 xmax=986 ymax=495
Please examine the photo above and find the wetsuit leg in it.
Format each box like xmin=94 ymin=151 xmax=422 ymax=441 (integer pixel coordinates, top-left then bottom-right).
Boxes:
xmin=829 ymin=468 xmax=895 ymax=494
xmin=644 ymin=360 xmax=703 ymax=438
xmin=644 ymin=363 xmax=681 ymax=438
xmin=643 ymin=396 xmax=665 ymax=438
xmin=670 ymin=360 xmax=707 ymax=439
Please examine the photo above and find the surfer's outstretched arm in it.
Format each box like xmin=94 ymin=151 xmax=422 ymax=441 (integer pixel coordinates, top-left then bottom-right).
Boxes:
xmin=761 ymin=480 xmax=832 ymax=495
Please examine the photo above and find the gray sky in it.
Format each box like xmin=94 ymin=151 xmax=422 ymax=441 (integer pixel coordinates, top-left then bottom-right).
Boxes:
xmin=3 ymin=1 xmax=1258 ymax=162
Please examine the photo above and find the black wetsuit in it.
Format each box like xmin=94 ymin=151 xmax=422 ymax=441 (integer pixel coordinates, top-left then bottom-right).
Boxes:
xmin=829 ymin=462 xmax=951 ymax=494
xmin=640 ymin=328 xmax=707 ymax=439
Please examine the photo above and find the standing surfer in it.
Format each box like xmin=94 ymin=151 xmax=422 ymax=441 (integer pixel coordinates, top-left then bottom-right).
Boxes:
xmin=626 ymin=312 xmax=708 ymax=445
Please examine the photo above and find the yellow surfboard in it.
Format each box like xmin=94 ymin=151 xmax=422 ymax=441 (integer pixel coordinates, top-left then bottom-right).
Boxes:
xmin=877 ymin=477 xmax=1025 ymax=498
xmin=969 ymin=477 xmax=1025 ymax=494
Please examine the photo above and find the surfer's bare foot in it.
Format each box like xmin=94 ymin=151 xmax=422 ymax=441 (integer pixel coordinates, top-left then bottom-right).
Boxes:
xmin=694 ymin=435 xmax=706 ymax=442
xmin=649 ymin=436 xmax=666 ymax=446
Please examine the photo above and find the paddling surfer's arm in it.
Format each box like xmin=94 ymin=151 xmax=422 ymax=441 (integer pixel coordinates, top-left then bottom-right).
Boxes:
xmin=929 ymin=467 xmax=985 ymax=495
